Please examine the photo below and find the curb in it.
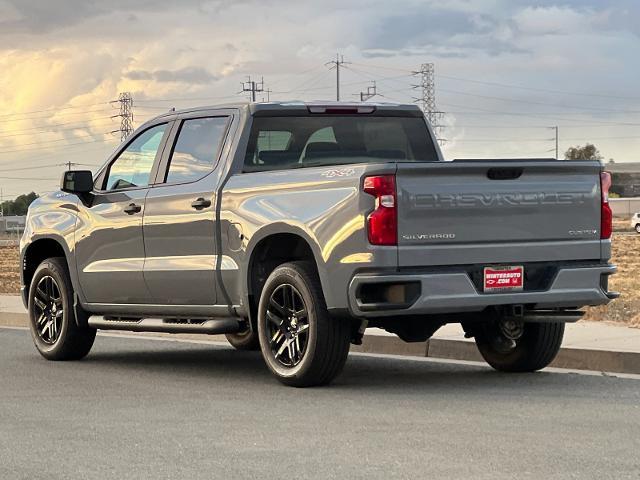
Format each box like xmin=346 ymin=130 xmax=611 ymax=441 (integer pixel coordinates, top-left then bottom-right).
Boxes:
xmin=348 ymin=334 xmax=640 ymax=376
xmin=3 ymin=312 xmax=639 ymax=375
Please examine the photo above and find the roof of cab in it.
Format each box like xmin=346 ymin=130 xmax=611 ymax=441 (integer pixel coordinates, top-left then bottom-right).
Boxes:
xmin=146 ymin=100 xmax=423 ymax=124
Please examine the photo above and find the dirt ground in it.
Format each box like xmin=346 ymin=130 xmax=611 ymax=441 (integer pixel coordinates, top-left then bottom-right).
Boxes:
xmin=0 ymin=245 xmax=20 ymax=294
xmin=582 ymin=234 xmax=640 ymax=327
xmin=1 ymin=236 xmax=638 ymax=327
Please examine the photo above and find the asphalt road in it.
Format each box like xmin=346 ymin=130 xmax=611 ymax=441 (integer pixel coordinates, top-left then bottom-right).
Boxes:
xmin=1 ymin=328 xmax=639 ymax=480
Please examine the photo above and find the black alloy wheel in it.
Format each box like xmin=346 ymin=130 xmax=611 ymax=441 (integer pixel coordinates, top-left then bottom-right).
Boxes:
xmin=32 ymin=275 xmax=64 ymax=345
xmin=265 ymin=283 xmax=310 ymax=367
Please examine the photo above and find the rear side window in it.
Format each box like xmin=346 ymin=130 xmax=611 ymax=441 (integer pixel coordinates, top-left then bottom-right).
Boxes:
xmin=165 ymin=117 xmax=229 ymax=184
xmin=105 ymin=123 xmax=167 ymax=190
xmin=244 ymin=116 xmax=438 ymax=172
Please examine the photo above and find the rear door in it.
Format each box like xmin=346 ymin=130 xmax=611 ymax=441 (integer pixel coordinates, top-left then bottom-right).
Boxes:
xmin=395 ymin=160 xmax=603 ymax=267
xmin=142 ymin=113 xmax=233 ymax=306
xmin=75 ymin=123 xmax=170 ymax=304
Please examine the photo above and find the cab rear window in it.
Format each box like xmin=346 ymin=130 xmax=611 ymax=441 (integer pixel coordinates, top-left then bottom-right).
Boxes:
xmin=243 ymin=116 xmax=438 ymax=172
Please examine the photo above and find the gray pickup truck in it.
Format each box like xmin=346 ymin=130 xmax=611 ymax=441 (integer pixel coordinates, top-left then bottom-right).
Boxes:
xmin=20 ymin=102 xmax=617 ymax=386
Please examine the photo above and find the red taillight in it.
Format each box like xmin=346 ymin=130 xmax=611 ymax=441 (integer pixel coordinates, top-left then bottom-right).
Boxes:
xmin=363 ymin=175 xmax=397 ymax=245
xmin=600 ymin=171 xmax=612 ymax=239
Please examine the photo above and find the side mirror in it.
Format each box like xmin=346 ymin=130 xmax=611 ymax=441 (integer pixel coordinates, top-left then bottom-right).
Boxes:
xmin=60 ymin=170 xmax=94 ymax=194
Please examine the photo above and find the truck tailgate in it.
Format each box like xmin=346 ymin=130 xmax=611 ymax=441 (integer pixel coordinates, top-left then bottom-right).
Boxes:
xmin=396 ymin=160 xmax=603 ymax=267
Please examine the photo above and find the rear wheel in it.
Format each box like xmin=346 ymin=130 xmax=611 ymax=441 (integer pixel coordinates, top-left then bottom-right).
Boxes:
xmin=474 ymin=319 xmax=564 ymax=372
xmin=28 ymin=257 xmax=96 ymax=361
xmin=635 ymin=223 xmax=640 ymax=234
xmin=257 ymin=261 xmax=351 ymax=387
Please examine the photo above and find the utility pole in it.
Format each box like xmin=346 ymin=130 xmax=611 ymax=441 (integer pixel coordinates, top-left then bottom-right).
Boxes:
xmin=553 ymin=126 xmax=559 ymax=158
xmin=111 ymin=92 xmax=134 ymax=142
xmin=326 ymin=54 xmax=350 ymax=101
xmin=261 ymin=88 xmax=272 ymax=103
xmin=413 ymin=63 xmax=445 ymax=145
xmin=359 ymin=81 xmax=377 ymax=102
xmin=241 ymin=76 xmax=264 ymax=102
xmin=0 ymin=188 xmax=3 ymax=217
xmin=62 ymin=162 xmax=79 ymax=171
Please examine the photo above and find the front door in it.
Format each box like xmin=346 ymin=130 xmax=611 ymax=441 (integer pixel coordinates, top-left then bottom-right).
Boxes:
xmin=142 ymin=115 xmax=231 ymax=306
xmin=75 ymin=123 xmax=170 ymax=304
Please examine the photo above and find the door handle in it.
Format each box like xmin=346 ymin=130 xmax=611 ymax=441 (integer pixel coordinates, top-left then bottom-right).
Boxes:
xmin=124 ymin=203 xmax=142 ymax=215
xmin=191 ymin=197 xmax=212 ymax=210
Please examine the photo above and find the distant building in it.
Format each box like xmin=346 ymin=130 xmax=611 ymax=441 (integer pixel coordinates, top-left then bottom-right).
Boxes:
xmin=0 ymin=215 xmax=26 ymax=233
xmin=607 ymin=162 xmax=640 ymax=197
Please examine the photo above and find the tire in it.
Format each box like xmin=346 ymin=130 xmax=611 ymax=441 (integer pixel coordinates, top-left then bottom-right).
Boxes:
xmin=474 ymin=321 xmax=565 ymax=372
xmin=225 ymin=327 xmax=260 ymax=351
xmin=28 ymin=257 xmax=96 ymax=361
xmin=257 ymin=261 xmax=351 ymax=387
xmin=635 ymin=224 xmax=640 ymax=234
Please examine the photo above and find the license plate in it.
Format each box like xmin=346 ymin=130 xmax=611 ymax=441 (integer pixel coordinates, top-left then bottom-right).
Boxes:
xmin=483 ymin=266 xmax=524 ymax=293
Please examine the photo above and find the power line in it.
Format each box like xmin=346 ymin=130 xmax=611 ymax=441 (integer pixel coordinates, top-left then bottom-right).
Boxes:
xmin=0 ymin=101 xmax=111 ymax=120
xmin=436 ymin=73 xmax=640 ymax=101
xmin=438 ymin=87 xmax=640 ymax=114
xmin=0 ymin=119 xmax=115 ymax=139
xmin=453 ymin=138 xmax=554 ymax=142
xmin=0 ymin=132 xmax=110 ymax=149
xmin=440 ymin=102 xmax=640 ymax=126
xmin=0 ymin=116 xmax=115 ymax=135
xmin=0 ymin=163 xmax=63 ymax=172
xmin=0 ymin=107 xmax=114 ymax=124
xmin=0 ymin=138 xmax=115 ymax=156
xmin=349 ymin=61 xmax=413 ymax=74
xmin=0 ymin=175 xmax=58 ymax=180
xmin=273 ymin=67 xmax=333 ymax=96
xmin=0 ymin=144 xmax=116 ymax=166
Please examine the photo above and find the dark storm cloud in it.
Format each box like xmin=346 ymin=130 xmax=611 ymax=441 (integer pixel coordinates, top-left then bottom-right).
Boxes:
xmin=367 ymin=10 xmax=487 ymax=49
xmin=125 ymin=67 xmax=218 ymax=84
xmin=364 ymin=8 xmax=525 ymax=58
xmin=0 ymin=0 xmax=238 ymax=32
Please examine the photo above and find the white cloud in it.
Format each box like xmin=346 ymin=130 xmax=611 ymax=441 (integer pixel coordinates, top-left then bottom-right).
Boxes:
xmin=513 ymin=6 xmax=593 ymax=35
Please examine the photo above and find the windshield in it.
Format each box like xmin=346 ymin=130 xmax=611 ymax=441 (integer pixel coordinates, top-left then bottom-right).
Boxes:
xmin=244 ymin=115 xmax=439 ymax=172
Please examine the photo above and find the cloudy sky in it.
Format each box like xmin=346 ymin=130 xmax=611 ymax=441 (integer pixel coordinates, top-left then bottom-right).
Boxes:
xmin=0 ymin=0 xmax=639 ymax=197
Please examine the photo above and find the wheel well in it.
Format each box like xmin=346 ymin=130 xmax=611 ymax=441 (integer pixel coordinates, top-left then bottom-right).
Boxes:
xmin=247 ymin=233 xmax=318 ymax=312
xmin=23 ymin=239 xmax=67 ymax=290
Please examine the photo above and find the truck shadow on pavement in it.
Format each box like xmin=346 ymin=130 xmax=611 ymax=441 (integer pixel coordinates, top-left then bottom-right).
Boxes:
xmin=81 ymin=340 xmax=612 ymax=393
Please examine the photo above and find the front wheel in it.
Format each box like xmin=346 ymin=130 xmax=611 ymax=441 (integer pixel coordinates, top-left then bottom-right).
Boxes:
xmin=28 ymin=257 xmax=96 ymax=361
xmin=257 ymin=261 xmax=351 ymax=387
xmin=635 ymin=224 xmax=640 ymax=234
xmin=474 ymin=321 xmax=564 ymax=372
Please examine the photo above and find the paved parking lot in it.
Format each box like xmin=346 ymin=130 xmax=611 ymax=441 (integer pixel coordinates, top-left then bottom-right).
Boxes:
xmin=1 ymin=327 xmax=639 ymax=479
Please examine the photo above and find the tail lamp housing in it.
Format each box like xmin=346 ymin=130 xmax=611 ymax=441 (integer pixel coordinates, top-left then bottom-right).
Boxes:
xmin=600 ymin=171 xmax=612 ymax=239
xmin=363 ymin=175 xmax=397 ymax=245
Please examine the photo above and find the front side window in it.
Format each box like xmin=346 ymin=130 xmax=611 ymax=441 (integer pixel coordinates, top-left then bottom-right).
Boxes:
xmin=243 ymin=116 xmax=438 ymax=172
xmin=165 ymin=117 xmax=229 ymax=184
xmin=105 ymin=124 xmax=167 ymax=190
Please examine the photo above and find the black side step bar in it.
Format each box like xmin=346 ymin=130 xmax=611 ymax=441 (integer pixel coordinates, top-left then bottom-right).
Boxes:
xmin=87 ymin=317 xmax=242 ymax=335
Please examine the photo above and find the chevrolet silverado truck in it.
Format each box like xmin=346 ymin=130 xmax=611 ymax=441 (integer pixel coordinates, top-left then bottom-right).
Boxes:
xmin=20 ymin=102 xmax=618 ymax=387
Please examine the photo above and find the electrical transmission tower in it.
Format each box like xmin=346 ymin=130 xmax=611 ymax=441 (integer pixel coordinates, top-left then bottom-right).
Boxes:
xmin=241 ymin=76 xmax=264 ymax=102
xmin=359 ymin=81 xmax=377 ymax=102
xmin=111 ymin=92 xmax=134 ymax=142
xmin=413 ymin=63 xmax=445 ymax=145
xmin=326 ymin=54 xmax=350 ymax=101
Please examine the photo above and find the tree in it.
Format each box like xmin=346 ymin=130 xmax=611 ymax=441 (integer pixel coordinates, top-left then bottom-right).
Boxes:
xmin=564 ymin=143 xmax=603 ymax=161
xmin=0 ymin=192 xmax=38 ymax=216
